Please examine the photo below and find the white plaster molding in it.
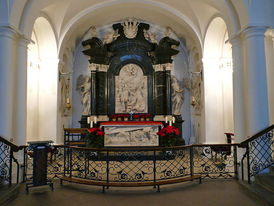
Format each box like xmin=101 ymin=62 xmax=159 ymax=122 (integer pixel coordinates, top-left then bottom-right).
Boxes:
xmin=0 ymin=25 xmax=19 ymax=40
xmin=98 ymin=64 xmax=109 ymax=72
xmin=89 ymin=63 xmax=98 ymax=71
xmin=153 ymin=64 xmax=163 ymax=71
xmin=242 ymin=26 xmax=267 ymax=39
xmin=163 ymin=63 xmax=173 ymax=71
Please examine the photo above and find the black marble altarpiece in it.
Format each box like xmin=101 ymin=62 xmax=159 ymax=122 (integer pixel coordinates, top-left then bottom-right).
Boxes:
xmin=79 ymin=19 xmax=183 ymax=145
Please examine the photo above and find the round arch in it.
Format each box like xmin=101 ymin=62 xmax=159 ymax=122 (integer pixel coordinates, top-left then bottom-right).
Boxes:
xmin=27 ymin=16 xmax=59 ymax=143
xmin=202 ymin=17 xmax=234 ymax=143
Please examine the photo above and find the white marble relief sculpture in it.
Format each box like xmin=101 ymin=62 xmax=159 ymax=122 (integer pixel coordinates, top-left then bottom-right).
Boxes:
xmin=115 ymin=64 xmax=147 ymax=113
xmin=122 ymin=18 xmax=139 ymax=39
xmin=171 ymin=76 xmax=184 ymax=115
xmin=76 ymin=75 xmax=91 ymax=115
xmin=104 ymin=126 xmax=159 ymax=146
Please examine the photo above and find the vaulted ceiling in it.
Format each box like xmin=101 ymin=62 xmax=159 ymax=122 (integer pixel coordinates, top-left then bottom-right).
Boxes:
xmin=5 ymin=0 xmax=273 ymax=58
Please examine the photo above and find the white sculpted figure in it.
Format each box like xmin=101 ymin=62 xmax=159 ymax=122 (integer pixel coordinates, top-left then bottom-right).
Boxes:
xmin=122 ymin=18 xmax=139 ymax=39
xmin=143 ymin=30 xmax=158 ymax=43
xmin=171 ymin=76 xmax=184 ymax=115
xmin=76 ymin=75 xmax=91 ymax=115
xmin=103 ymin=29 xmax=120 ymax=44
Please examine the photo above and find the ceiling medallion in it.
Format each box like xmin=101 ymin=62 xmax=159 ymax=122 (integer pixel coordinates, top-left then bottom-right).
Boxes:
xmin=122 ymin=18 xmax=139 ymax=39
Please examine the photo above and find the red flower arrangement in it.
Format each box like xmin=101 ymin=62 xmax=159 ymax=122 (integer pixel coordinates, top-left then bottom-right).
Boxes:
xmin=157 ymin=125 xmax=179 ymax=147
xmin=133 ymin=114 xmax=151 ymax=119
xmin=86 ymin=128 xmax=105 ymax=148
xmin=110 ymin=114 xmax=130 ymax=119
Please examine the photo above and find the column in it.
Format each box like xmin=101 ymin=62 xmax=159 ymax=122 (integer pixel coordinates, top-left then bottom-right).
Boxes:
xmin=0 ymin=26 xmax=18 ymax=140
xmin=265 ymin=30 xmax=274 ymax=124
xmin=242 ymin=26 xmax=269 ymax=136
xmin=14 ymin=37 xmax=29 ymax=146
xmin=230 ymin=37 xmax=246 ymax=142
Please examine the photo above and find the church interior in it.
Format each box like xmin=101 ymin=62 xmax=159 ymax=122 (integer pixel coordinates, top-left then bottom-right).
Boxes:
xmin=0 ymin=0 xmax=273 ymax=205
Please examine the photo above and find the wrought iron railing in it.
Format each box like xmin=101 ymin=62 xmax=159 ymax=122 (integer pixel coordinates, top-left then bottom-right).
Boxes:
xmin=0 ymin=136 xmax=24 ymax=186
xmin=24 ymin=144 xmax=239 ymax=187
xmin=6 ymin=125 xmax=274 ymax=189
xmin=240 ymin=124 xmax=274 ymax=183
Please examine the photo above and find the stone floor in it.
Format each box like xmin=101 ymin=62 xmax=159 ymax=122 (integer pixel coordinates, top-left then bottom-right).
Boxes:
xmin=3 ymin=179 xmax=267 ymax=206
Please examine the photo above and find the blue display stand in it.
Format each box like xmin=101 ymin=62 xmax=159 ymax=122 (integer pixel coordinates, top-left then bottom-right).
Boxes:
xmin=26 ymin=141 xmax=54 ymax=193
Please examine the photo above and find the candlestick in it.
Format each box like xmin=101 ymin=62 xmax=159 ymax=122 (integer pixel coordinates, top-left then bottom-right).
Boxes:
xmin=66 ymin=98 xmax=70 ymax=104
xmin=90 ymin=121 xmax=93 ymax=128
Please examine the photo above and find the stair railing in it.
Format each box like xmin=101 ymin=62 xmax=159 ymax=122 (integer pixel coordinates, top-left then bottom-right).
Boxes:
xmin=239 ymin=124 xmax=274 ymax=183
xmin=0 ymin=136 xmax=25 ymax=186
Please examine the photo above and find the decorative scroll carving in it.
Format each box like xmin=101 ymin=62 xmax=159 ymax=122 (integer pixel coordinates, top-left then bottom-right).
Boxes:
xmin=115 ymin=64 xmax=147 ymax=113
xmin=76 ymin=75 xmax=91 ymax=115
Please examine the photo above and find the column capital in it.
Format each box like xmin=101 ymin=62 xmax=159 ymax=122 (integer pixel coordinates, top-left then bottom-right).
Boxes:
xmin=0 ymin=25 xmax=19 ymax=40
xmin=18 ymin=36 xmax=31 ymax=48
xmin=241 ymin=26 xmax=267 ymax=39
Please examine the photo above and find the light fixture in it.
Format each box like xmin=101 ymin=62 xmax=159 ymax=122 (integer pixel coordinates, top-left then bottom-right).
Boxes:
xmin=191 ymin=96 xmax=196 ymax=106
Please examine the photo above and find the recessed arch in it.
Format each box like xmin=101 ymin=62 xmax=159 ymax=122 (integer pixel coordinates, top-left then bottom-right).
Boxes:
xmin=27 ymin=16 xmax=59 ymax=143
xmin=202 ymin=17 xmax=234 ymax=143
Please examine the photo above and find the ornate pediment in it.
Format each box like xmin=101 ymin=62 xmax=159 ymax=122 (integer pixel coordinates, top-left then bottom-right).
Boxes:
xmin=82 ymin=19 xmax=180 ymax=65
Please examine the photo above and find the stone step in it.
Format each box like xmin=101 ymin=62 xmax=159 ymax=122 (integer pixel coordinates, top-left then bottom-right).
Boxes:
xmin=269 ymin=166 xmax=274 ymax=175
xmin=239 ymin=181 xmax=274 ymax=206
xmin=255 ymin=174 xmax=274 ymax=193
xmin=0 ymin=184 xmax=20 ymax=206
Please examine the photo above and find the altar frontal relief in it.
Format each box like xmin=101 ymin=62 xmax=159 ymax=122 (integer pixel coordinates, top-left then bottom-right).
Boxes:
xmin=115 ymin=64 xmax=148 ymax=113
xmin=104 ymin=126 xmax=159 ymax=146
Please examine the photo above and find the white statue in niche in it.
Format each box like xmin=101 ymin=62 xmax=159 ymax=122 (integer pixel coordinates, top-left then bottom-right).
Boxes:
xmin=115 ymin=64 xmax=147 ymax=113
xmin=171 ymin=75 xmax=184 ymax=115
xmin=76 ymin=75 xmax=91 ymax=115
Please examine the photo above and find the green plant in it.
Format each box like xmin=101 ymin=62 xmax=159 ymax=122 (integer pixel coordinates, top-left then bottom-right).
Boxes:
xmin=85 ymin=128 xmax=105 ymax=148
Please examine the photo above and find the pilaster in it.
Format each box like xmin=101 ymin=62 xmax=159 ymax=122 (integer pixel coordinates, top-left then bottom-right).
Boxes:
xmin=241 ymin=26 xmax=269 ymax=136
xmin=0 ymin=26 xmax=19 ymax=140
xmin=14 ymin=37 xmax=30 ymax=145
xmin=229 ymin=37 xmax=246 ymax=142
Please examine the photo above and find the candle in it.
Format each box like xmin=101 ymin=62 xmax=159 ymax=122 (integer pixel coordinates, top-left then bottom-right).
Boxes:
xmin=90 ymin=121 xmax=93 ymax=128
xmin=87 ymin=117 xmax=90 ymax=123
xmin=94 ymin=116 xmax=97 ymax=124
xmin=169 ymin=121 xmax=172 ymax=126
xmin=165 ymin=116 xmax=168 ymax=123
xmin=172 ymin=117 xmax=175 ymax=123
